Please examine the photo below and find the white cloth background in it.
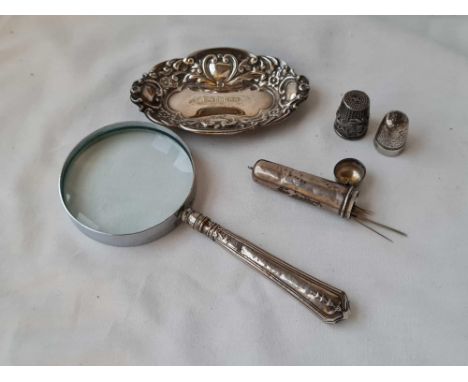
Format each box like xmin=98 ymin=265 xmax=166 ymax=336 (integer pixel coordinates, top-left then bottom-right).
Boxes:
xmin=1 ymin=16 xmax=467 ymax=365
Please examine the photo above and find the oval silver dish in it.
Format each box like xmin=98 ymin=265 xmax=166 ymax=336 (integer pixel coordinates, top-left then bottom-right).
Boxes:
xmin=130 ymin=47 xmax=310 ymax=135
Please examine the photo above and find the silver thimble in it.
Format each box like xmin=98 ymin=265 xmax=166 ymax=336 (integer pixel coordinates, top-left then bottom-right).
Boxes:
xmin=374 ymin=111 xmax=409 ymax=156
xmin=334 ymin=90 xmax=370 ymax=140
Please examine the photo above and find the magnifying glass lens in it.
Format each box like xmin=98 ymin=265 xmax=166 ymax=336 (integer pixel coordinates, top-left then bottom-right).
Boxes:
xmin=63 ymin=128 xmax=194 ymax=235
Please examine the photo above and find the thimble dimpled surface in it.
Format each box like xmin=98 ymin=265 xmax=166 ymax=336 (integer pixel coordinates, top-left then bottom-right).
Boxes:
xmin=374 ymin=111 xmax=409 ymax=156
xmin=334 ymin=90 xmax=370 ymax=140
xmin=343 ymin=91 xmax=369 ymax=112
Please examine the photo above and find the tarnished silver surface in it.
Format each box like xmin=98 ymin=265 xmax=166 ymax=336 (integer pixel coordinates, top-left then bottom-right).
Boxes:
xmin=334 ymin=90 xmax=370 ymax=140
xmin=334 ymin=158 xmax=367 ymax=187
xmin=374 ymin=111 xmax=409 ymax=156
xmin=251 ymin=159 xmax=407 ymax=241
xmin=130 ymin=47 xmax=309 ymax=135
xmin=181 ymin=208 xmax=350 ymax=324
xmin=252 ymin=159 xmax=359 ymax=219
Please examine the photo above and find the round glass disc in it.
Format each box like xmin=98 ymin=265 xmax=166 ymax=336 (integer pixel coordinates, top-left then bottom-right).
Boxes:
xmin=62 ymin=125 xmax=194 ymax=235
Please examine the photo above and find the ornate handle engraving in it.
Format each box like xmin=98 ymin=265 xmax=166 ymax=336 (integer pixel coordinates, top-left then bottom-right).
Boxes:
xmin=181 ymin=208 xmax=350 ymax=323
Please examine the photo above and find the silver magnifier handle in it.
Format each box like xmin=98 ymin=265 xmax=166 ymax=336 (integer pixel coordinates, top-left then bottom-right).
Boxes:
xmin=180 ymin=208 xmax=350 ymax=324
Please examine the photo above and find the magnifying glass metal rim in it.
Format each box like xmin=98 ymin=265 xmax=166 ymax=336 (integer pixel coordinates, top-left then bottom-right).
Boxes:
xmin=59 ymin=121 xmax=196 ymax=247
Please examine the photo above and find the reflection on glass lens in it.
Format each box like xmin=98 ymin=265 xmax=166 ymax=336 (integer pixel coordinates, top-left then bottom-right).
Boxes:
xmin=63 ymin=128 xmax=194 ymax=235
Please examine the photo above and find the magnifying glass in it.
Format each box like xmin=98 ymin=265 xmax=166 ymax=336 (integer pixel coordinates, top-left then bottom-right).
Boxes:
xmin=59 ymin=121 xmax=350 ymax=323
